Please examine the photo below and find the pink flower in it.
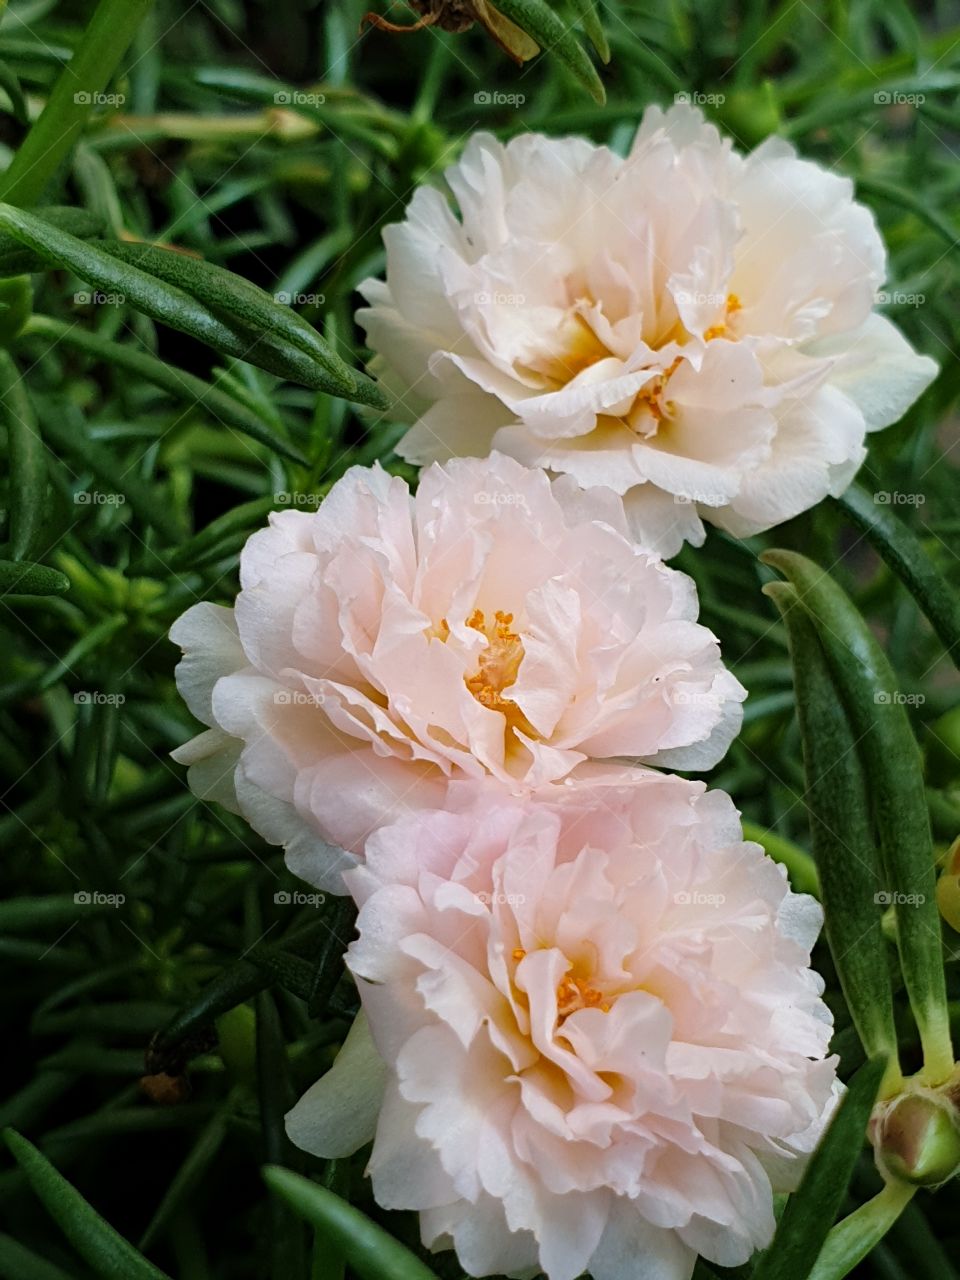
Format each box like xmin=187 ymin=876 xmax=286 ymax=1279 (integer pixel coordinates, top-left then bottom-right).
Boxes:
xmin=287 ymin=771 xmax=837 ymax=1279
xmin=170 ymin=455 xmax=744 ymax=890
xmin=358 ymin=104 xmax=936 ymax=556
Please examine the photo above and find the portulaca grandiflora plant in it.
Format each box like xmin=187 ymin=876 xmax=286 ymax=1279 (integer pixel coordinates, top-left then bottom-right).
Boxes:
xmin=4 ymin=4 xmax=960 ymax=1280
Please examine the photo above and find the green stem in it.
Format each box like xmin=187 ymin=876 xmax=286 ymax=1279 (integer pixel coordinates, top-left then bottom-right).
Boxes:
xmin=809 ymin=1182 xmax=916 ymax=1280
xmin=0 ymin=0 xmax=153 ymax=207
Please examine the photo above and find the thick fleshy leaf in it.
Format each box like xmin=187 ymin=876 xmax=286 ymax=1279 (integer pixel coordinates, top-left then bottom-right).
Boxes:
xmin=0 ymin=559 xmax=69 ymax=595
xmin=493 ymin=0 xmax=606 ymax=101
xmin=0 ymin=205 xmax=385 ymax=406
xmin=765 ymin=582 xmax=899 ymax=1078
xmin=0 ymin=350 xmax=45 ymax=561
xmin=752 ymin=1056 xmax=888 ymax=1280
xmin=762 ymin=549 xmax=953 ymax=1084
xmin=263 ymin=1168 xmax=441 ymax=1280
xmin=3 ymin=1129 xmax=172 ymax=1280
xmin=808 ymin=1181 xmax=916 ymax=1280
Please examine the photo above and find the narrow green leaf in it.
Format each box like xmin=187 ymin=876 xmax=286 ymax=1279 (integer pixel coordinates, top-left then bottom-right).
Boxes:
xmin=0 ymin=0 xmax=153 ymax=207
xmin=95 ymin=240 xmax=386 ymax=409
xmin=0 ymin=349 xmax=45 ymax=560
xmin=263 ymin=1168 xmax=441 ymax=1280
xmin=762 ymin=549 xmax=953 ymax=1083
xmin=0 ymin=58 xmax=28 ymax=126
xmin=0 ymin=207 xmax=103 ymax=277
xmin=834 ymin=484 xmax=960 ymax=668
xmin=162 ymin=495 xmax=277 ymax=570
xmin=2 ymin=1129 xmax=173 ymax=1280
xmin=23 ymin=316 xmax=308 ymax=465
xmin=753 ymin=1056 xmax=889 ymax=1280
xmin=808 ymin=1181 xmax=916 ymax=1280
xmin=138 ymin=1110 xmax=229 ymax=1250
xmin=0 ymin=559 xmax=69 ymax=595
xmin=765 ymin=583 xmax=900 ymax=1077
xmin=569 ymin=0 xmax=610 ymax=61
xmin=0 ymin=206 xmax=382 ymax=405
xmin=494 ymin=0 xmax=606 ymax=102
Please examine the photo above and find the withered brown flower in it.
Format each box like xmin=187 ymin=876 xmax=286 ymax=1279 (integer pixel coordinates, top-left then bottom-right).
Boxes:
xmin=361 ymin=1 xmax=539 ymax=64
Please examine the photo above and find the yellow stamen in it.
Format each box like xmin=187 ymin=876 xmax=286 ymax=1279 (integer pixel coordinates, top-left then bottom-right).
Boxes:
xmin=556 ymin=975 xmax=608 ymax=1021
xmin=463 ymin=609 xmax=538 ymax=739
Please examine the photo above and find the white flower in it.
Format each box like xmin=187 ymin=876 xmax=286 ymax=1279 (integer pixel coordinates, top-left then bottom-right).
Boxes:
xmin=169 ymin=455 xmax=744 ymax=891
xmin=358 ymin=104 xmax=937 ymax=556
xmin=287 ymin=771 xmax=838 ymax=1280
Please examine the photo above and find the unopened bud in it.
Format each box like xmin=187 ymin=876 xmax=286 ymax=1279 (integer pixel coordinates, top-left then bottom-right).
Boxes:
xmin=873 ymin=1085 xmax=960 ymax=1188
xmin=936 ymin=836 xmax=960 ymax=933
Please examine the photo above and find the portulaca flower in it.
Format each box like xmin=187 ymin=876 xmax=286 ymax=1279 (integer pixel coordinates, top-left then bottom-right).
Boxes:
xmin=358 ymin=103 xmax=937 ymax=555
xmin=170 ymin=454 xmax=744 ymax=890
xmin=287 ymin=771 xmax=837 ymax=1279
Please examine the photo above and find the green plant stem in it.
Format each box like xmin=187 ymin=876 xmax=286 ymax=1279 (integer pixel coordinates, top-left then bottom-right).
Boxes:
xmin=808 ymin=1182 xmax=916 ymax=1280
xmin=0 ymin=0 xmax=154 ymax=206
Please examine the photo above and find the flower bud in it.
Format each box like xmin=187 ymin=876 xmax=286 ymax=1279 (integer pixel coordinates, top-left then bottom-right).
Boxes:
xmin=936 ymin=836 xmax=960 ymax=933
xmin=873 ymin=1083 xmax=960 ymax=1188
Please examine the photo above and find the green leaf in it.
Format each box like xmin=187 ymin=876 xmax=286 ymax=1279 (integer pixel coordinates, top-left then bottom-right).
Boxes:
xmin=2 ymin=1129 xmax=173 ymax=1280
xmin=765 ymin=582 xmax=900 ymax=1079
xmin=23 ymin=316 xmax=308 ymax=466
xmin=0 ymin=58 xmax=28 ymax=126
xmin=0 ymin=558 xmax=69 ymax=595
xmin=569 ymin=0 xmax=610 ymax=61
xmin=752 ymin=1056 xmax=889 ymax=1280
xmin=0 ymin=206 xmax=383 ymax=407
xmin=762 ymin=549 xmax=953 ymax=1083
xmin=0 ymin=207 xmax=104 ymax=277
xmin=0 ymin=348 xmax=45 ymax=560
xmin=95 ymin=239 xmax=386 ymax=409
xmin=494 ymin=0 xmax=606 ymax=102
xmin=808 ymin=1181 xmax=916 ymax=1280
xmin=263 ymin=1168 xmax=441 ymax=1280
xmin=139 ymin=1111 xmax=229 ymax=1251
xmin=834 ymin=484 xmax=960 ymax=668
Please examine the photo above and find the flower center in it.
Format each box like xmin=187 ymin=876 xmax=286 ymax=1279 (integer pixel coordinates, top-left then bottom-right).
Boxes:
xmin=463 ymin=609 xmax=537 ymax=739
xmin=556 ymin=974 xmax=611 ymax=1020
